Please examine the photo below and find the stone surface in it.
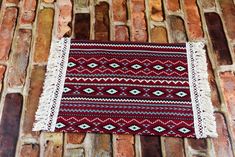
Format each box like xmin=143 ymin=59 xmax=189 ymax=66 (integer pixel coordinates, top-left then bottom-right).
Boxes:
xmin=0 ymin=8 xmax=17 ymax=60
xmin=19 ymin=144 xmax=39 ymax=157
xmin=34 ymin=9 xmax=54 ymax=63
xmin=166 ymin=0 xmax=180 ymax=11
xmin=20 ymin=0 xmax=36 ymax=24
xmin=149 ymin=0 xmax=164 ymax=21
xmin=74 ymin=0 xmax=89 ymax=9
xmin=8 ymin=29 xmax=32 ymax=87
xmin=93 ymin=134 xmax=112 ymax=157
xmin=186 ymin=139 xmax=208 ymax=156
xmin=183 ymin=0 xmax=203 ymax=40
xmin=95 ymin=2 xmax=110 ymax=41
xmin=140 ymin=136 xmax=162 ymax=157
xmin=201 ymin=0 xmax=215 ymax=9
xmin=74 ymin=13 xmax=90 ymax=39
xmin=114 ymin=26 xmax=129 ymax=41
xmin=162 ymin=137 xmax=185 ymax=157
xmin=113 ymin=135 xmax=134 ymax=157
xmin=0 ymin=65 xmax=6 ymax=91
xmin=0 ymin=93 xmax=23 ymax=157
xmin=66 ymin=133 xmax=86 ymax=144
xmin=218 ymin=0 xmax=235 ymax=41
xmin=150 ymin=26 xmax=168 ymax=43
xmin=22 ymin=66 xmax=45 ymax=136
xmin=65 ymin=148 xmax=85 ymax=157
xmin=112 ymin=0 xmax=127 ymax=22
xmin=212 ymin=113 xmax=233 ymax=157
xmin=205 ymin=13 xmax=232 ymax=65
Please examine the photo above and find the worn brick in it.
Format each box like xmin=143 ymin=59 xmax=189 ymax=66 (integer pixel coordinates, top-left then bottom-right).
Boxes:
xmin=162 ymin=137 xmax=185 ymax=157
xmin=93 ymin=134 xmax=112 ymax=157
xmin=43 ymin=0 xmax=54 ymax=3
xmin=95 ymin=2 xmax=110 ymax=41
xmin=130 ymin=0 xmax=147 ymax=42
xmin=166 ymin=0 xmax=180 ymax=12
xmin=114 ymin=26 xmax=129 ymax=41
xmin=113 ymin=134 xmax=134 ymax=157
xmin=34 ymin=9 xmax=54 ymax=63
xmin=66 ymin=133 xmax=85 ymax=144
xmin=56 ymin=0 xmax=72 ymax=38
xmin=8 ymin=29 xmax=32 ymax=87
xmin=0 ymin=65 xmax=6 ymax=91
xmin=220 ymin=72 xmax=235 ymax=140
xmin=150 ymin=26 xmax=168 ymax=43
xmin=186 ymin=139 xmax=207 ymax=156
xmin=167 ymin=16 xmax=187 ymax=43
xmin=212 ymin=113 xmax=233 ymax=157
xmin=74 ymin=0 xmax=89 ymax=9
xmin=201 ymin=0 xmax=215 ymax=9
xmin=22 ymin=66 xmax=45 ymax=136
xmin=183 ymin=0 xmax=203 ymax=40
xmin=0 ymin=8 xmax=17 ymax=61
xmin=74 ymin=13 xmax=90 ymax=39
xmin=6 ymin=0 xmax=18 ymax=4
xmin=20 ymin=0 xmax=36 ymax=24
xmin=19 ymin=144 xmax=39 ymax=157
xmin=149 ymin=0 xmax=164 ymax=21
xmin=112 ymin=0 xmax=127 ymax=22
xmin=41 ymin=133 xmax=63 ymax=157
xmin=141 ymin=136 xmax=162 ymax=157
xmin=205 ymin=13 xmax=232 ymax=65
xmin=65 ymin=148 xmax=85 ymax=157
xmin=0 ymin=93 xmax=23 ymax=157
xmin=218 ymin=0 xmax=235 ymax=41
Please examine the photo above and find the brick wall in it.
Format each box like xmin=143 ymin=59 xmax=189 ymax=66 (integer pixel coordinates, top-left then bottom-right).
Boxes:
xmin=0 ymin=0 xmax=235 ymax=157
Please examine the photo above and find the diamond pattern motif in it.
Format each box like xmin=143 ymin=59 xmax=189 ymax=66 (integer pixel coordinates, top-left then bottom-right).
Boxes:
xmin=153 ymin=65 xmax=164 ymax=70
xmin=153 ymin=90 xmax=164 ymax=96
xmin=63 ymin=87 xmax=71 ymax=93
xmin=87 ymin=63 xmax=98 ymax=68
xmin=153 ymin=126 xmax=166 ymax=132
xmin=175 ymin=66 xmax=186 ymax=71
xmin=56 ymin=122 xmax=65 ymax=129
xmin=83 ymin=88 xmax=95 ymax=94
xmin=103 ymin=124 xmax=116 ymax=130
xmin=178 ymin=127 xmax=190 ymax=134
xmin=68 ymin=62 xmax=76 ymax=67
xmin=106 ymin=88 xmax=118 ymax=94
xmin=78 ymin=124 xmax=91 ymax=129
xmin=128 ymin=125 xmax=141 ymax=131
xmin=176 ymin=91 xmax=187 ymax=97
xmin=129 ymin=89 xmax=141 ymax=95
xmin=109 ymin=63 xmax=120 ymax=68
xmin=131 ymin=64 xmax=142 ymax=69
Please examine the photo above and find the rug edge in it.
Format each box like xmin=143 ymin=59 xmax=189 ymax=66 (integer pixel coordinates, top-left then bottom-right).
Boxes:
xmin=33 ymin=37 xmax=71 ymax=131
xmin=186 ymin=42 xmax=218 ymax=138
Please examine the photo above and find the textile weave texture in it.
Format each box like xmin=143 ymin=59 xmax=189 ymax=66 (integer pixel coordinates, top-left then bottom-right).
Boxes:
xmin=33 ymin=38 xmax=217 ymax=138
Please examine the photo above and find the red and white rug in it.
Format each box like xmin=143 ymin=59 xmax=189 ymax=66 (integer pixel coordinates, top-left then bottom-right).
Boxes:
xmin=33 ymin=38 xmax=217 ymax=138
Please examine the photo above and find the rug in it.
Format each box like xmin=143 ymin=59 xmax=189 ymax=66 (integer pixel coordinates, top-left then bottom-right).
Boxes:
xmin=33 ymin=38 xmax=217 ymax=138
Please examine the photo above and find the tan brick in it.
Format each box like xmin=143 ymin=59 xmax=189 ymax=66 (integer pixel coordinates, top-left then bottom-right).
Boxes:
xmin=201 ymin=0 xmax=215 ymax=9
xmin=66 ymin=133 xmax=86 ymax=144
xmin=74 ymin=0 xmax=89 ymax=9
xmin=6 ymin=0 xmax=18 ymax=4
xmin=166 ymin=0 xmax=180 ymax=12
xmin=183 ymin=0 xmax=203 ymax=40
xmin=20 ymin=0 xmax=36 ymax=24
xmin=113 ymin=134 xmax=134 ymax=157
xmin=22 ymin=66 xmax=45 ymax=136
xmin=93 ymin=134 xmax=112 ymax=157
xmin=0 ymin=65 xmax=6 ymax=91
xmin=114 ymin=26 xmax=129 ymax=41
xmin=43 ymin=0 xmax=54 ymax=3
xmin=19 ymin=144 xmax=39 ymax=157
xmin=150 ymin=26 xmax=168 ymax=43
xmin=8 ymin=29 xmax=32 ymax=87
xmin=112 ymin=0 xmax=127 ymax=22
xmin=149 ymin=0 xmax=163 ymax=21
xmin=0 ymin=8 xmax=17 ymax=61
xmin=65 ymin=148 xmax=85 ymax=157
xmin=162 ymin=137 xmax=185 ymax=157
xmin=34 ymin=9 xmax=54 ymax=63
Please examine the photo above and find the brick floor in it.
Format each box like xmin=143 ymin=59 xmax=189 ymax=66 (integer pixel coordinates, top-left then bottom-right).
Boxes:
xmin=0 ymin=0 xmax=235 ymax=156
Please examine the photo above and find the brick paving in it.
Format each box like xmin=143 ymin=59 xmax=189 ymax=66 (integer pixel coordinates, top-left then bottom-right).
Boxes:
xmin=0 ymin=0 xmax=234 ymax=156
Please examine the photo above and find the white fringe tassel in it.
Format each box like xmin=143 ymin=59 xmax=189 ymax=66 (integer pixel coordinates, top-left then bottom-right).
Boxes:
xmin=186 ymin=42 xmax=218 ymax=138
xmin=33 ymin=38 xmax=71 ymax=131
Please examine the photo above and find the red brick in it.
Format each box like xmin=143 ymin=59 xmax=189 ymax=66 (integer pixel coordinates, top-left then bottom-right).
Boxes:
xmin=0 ymin=93 xmax=23 ymax=157
xmin=113 ymin=134 xmax=134 ymax=157
xmin=212 ymin=113 xmax=233 ymax=157
xmin=20 ymin=0 xmax=36 ymax=24
xmin=220 ymin=72 xmax=235 ymax=140
xmin=0 ymin=65 xmax=6 ymax=91
xmin=34 ymin=9 xmax=54 ymax=63
xmin=201 ymin=0 xmax=215 ymax=9
xmin=22 ymin=66 xmax=45 ymax=136
xmin=166 ymin=0 xmax=180 ymax=12
xmin=183 ymin=0 xmax=203 ymax=40
xmin=140 ymin=136 xmax=162 ymax=157
xmin=149 ymin=0 xmax=163 ymax=21
xmin=114 ymin=26 xmax=129 ymax=41
xmin=150 ymin=26 xmax=168 ymax=43
xmin=56 ymin=0 xmax=72 ymax=38
xmin=0 ymin=8 xmax=17 ymax=61
xmin=162 ymin=137 xmax=185 ymax=157
xmin=94 ymin=134 xmax=112 ymax=156
xmin=205 ymin=13 xmax=232 ymax=65
xmin=19 ymin=144 xmax=39 ymax=157
xmin=112 ymin=0 xmax=127 ymax=22
xmin=95 ymin=2 xmax=110 ymax=41
xmin=167 ymin=15 xmax=187 ymax=42
xmin=66 ymin=133 xmax=86 ymax=144
xmin=74 ymin=13 xmax=90 ymax=39
xmin=218 ymin=0 xmax=235 ymax=41
xmin=8 ymin=29 xmax=32 ymax=87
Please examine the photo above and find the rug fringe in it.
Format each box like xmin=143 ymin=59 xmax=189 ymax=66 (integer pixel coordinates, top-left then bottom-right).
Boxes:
xmin=186 ymin=42 xmax=218 ymax=138
xmin=33 ymin=38 xmax=71 ymax=131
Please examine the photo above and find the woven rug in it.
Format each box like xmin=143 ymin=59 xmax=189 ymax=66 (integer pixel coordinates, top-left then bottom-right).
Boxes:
xmin=33 ymin=38 xmax=217 ymax=138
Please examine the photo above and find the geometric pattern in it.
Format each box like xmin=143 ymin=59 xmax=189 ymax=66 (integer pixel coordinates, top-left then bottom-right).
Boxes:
xmin=55 ymin=40 xmax=196 ymax=138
